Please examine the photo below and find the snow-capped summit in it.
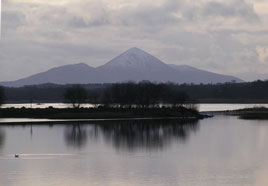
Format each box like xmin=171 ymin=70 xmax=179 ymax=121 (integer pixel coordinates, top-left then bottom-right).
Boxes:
xmin=101 ymin=47 xmax=170 ymax=72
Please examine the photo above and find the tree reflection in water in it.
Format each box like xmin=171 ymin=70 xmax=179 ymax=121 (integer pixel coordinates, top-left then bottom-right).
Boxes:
xmin=93 ymin=119 xmax=199 ymax=151
xmin=0 ymin=128 xmax=5 ymax=152
xmin=64 ymin=120 xmax=199 ymax=151
xmin=64 ymin=124 xmax=88 ymax=148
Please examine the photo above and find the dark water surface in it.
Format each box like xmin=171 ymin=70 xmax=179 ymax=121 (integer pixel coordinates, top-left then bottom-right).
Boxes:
xmin=1 ymin=116 xmax=268 ymax=186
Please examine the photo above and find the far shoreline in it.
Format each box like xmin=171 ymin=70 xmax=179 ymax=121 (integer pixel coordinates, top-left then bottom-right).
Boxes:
xmin=224 ymin=107 xmax=268 ymax=120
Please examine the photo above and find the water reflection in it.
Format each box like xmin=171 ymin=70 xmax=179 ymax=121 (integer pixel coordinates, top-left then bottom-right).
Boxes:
xmin=0 ymin=128 xmax=5 ymax=152
xmin=3 ymin=116 xmax=268 ymax=186
xmin=64 ymin=124 xmax=88 ymax=148
xmin=93 ymin=119 xmax=199 ymax=151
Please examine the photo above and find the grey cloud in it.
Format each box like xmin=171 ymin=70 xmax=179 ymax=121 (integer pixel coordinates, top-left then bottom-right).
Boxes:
xmin=69 ymin=16 xmax=109 ymax=28
xmin=1 ymin=11 xmax=25 ymax=31
xmin=121 ymin=0 xmax=181 ymax=25
xmin=68 ymin=1 xmax=110 ymax=28
xmin=203 ymin=0 xmax=259 ymax=22
xmin=20 ymin=2 xmax=110 ymax=30
xmin=67 ymin=0 xmax=182 ymax=29
xmin=68 ymin=17 xmax=88 ymax=28
xmin=66 ymin=0 xmax=182 ymax=29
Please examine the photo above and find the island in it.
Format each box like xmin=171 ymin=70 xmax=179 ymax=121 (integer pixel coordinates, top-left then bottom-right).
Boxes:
xmin=0 ymin=106 xmax=205 ymax=121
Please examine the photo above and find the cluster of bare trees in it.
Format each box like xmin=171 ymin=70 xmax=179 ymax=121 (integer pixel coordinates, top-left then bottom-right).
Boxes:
xmin=101 ymin=82 xmax=189 ymax=108
xmin=64 ymin=82 xmax=191 ymax=108
xmin=64 ymin=85 xmax=87 ymax=108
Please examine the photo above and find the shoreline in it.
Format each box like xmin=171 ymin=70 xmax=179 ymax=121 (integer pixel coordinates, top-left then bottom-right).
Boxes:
xmin=0 ymin=117 xmax=202 ymax=125
xmin=222 ymin=107 xmax=268 ymax=120
xmin=0 ymin=107 xmax=208 ymax=124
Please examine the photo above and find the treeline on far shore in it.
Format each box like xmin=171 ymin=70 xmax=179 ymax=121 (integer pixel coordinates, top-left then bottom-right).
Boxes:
xmin=1 ymin=82 xmax=193 ymax=109
xmin=2 ymin=80 xmax=268 ymax=104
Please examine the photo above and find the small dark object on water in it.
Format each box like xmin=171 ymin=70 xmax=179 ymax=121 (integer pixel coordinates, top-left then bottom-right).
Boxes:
xmin=15 ymin=154 xmax=19 ymax=158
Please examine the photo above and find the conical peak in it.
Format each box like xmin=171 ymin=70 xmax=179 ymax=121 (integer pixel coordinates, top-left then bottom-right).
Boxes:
xmin=104 ymin=47 xmax=167 ymax=69
xmin=125 ymin=47 xmax=144 ymax=53
xmin=120 ymin=47 xmax=150 ymax=57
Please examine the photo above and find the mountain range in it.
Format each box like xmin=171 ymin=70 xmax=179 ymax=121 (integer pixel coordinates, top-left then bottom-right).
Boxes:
xmin=0 ymin=47 xmax=243 ymax=87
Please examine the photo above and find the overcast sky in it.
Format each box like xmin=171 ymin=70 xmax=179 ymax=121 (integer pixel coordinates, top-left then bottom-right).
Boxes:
xmin=1 ymin=0 xmax=268 ymax=81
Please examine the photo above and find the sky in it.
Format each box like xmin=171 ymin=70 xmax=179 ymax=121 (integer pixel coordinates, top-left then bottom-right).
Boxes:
xmin=1 ymin=0 xmax=268 ymax=81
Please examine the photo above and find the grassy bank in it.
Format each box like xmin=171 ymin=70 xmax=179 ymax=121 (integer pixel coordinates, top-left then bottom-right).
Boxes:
xmin=0 ymin=107 xmax=206 ymax=120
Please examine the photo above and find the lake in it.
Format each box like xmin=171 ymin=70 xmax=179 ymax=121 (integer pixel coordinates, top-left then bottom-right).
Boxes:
xmin=1 ymin=115 xmax=268 ymax=186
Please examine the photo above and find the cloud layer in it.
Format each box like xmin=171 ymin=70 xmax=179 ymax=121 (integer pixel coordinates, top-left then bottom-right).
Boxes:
xmin=1 ymin=0 xmax=268 ymax=81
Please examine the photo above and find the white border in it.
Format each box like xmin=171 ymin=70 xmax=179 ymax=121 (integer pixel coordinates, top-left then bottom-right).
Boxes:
xmin=0 ymin=0 xmax=1 ymax=37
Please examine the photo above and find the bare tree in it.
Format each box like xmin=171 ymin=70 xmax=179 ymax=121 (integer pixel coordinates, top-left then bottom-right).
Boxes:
xmin=64 ymin=85 xmax=88 ymax=108
xmin=172 ymin=91 xmax=189 ymax=107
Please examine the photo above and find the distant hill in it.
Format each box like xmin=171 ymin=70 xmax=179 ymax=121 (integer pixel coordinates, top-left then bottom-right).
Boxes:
xmin=0 ymin=47 xmax=243 ymax=87
xmin=167 ymin=64 xmax=241 ymax=84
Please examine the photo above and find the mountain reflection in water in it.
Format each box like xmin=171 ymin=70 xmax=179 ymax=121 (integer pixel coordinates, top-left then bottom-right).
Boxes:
xmin=64 ymin=119 xmax=199 ymax=151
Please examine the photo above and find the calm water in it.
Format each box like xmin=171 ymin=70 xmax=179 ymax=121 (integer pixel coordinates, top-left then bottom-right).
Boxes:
xmin=1 ymin=116 xmax=268 ymax=186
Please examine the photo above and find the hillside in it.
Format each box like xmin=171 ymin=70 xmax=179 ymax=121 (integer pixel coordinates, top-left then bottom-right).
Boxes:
xmin=0 ymin=48 xmax=243 ymax=87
